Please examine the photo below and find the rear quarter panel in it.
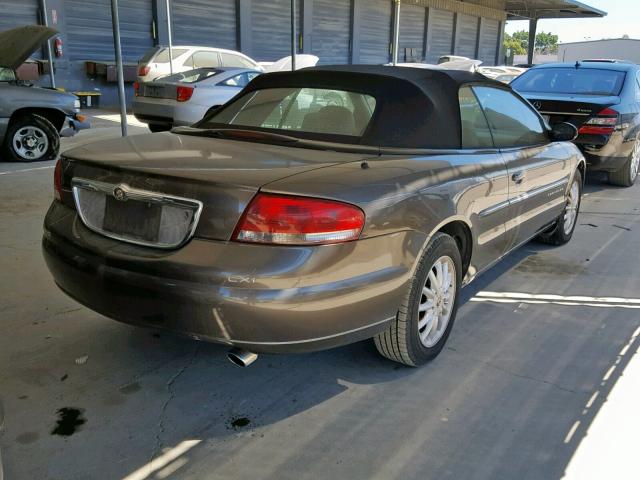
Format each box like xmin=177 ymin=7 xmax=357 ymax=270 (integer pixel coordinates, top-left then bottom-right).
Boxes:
xmin=264 ymin=150 xmax=511 ymax=281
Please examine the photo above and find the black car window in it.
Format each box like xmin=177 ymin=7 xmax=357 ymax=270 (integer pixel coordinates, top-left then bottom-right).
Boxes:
xmin=473 ymin=86 xmax=548 ymax=148
xmin=458 ymin=86 xmax=493 ymax=149
xmin=511 ymin=67 xmax=626 ymax=96
xmin=206 ymin=87 xmax=376 ymax=137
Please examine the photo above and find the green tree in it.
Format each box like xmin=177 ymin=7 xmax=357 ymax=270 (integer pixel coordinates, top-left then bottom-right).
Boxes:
xmin=503 ymin=30 xmax=559 ymax=55
xmin=535 ymin=31 xmax=559 ymax=53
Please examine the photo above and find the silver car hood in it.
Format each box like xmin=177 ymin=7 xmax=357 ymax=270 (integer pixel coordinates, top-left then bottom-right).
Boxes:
xmin=0 ymin=25 xmax=57 ymax=70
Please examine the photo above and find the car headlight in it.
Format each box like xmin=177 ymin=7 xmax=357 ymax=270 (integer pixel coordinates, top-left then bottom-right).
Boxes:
xmin=74 ymin=99 xmax=81 ymax=110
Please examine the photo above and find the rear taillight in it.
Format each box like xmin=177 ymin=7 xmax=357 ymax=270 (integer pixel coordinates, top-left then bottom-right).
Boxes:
xmin=138 ymin=65 xmax=150 ymax=76
xmin=176 ymin=86 xmax=194 ymax=102
xmin=133 ymin=81 xmax=140 ymax=97
xmin=578 ymin=107 xmax=619 ymax=135
xmin=54 ymin=159 xmax=62 ymax=201
xmin=233 ymin=193 xmax=365 ymax=245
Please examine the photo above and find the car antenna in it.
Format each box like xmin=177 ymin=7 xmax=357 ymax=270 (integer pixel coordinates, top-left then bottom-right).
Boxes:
xmin=575 ymin=60 xmax=581 ymax=69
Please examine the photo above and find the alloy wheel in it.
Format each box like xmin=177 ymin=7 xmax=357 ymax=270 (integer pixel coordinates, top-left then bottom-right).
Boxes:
xmin=630 ymin=139 xmax=640 ymax=183
xmin=563 ymin=179 xmax=580 ymax=235
xmin=12 ymin=126 xmax=49 ymax=160
xmin=418 ymin=256 xmax=456 ymax=348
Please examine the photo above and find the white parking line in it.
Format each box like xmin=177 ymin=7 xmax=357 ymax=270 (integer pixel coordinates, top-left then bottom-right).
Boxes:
xmin=0 ymin=165 xmax=55 ymax=176
xmin=471 ymin=291 xmax=640 ymax=309
xmin=122 ymin=439 xmax=201 ymax=480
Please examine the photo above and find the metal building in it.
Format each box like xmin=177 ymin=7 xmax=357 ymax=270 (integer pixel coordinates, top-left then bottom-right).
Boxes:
xmin=0 ymin=0 xmax=604 ymax=106
xmin=559 ymin=38 xmax=640 ymax=64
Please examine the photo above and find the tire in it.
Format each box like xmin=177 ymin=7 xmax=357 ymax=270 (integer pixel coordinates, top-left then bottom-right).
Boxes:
xmin=537 ymin=169 xmax=582 ymax=245
xmin=2 ymin=114 xmax=59 ymax=162
xmin=609 ymin=138 xmax=640 ymax=187
xmin=374 ymin=232 xmax=463 ymax=367
xmin=148 ymin=123 xmax=171 ymax=133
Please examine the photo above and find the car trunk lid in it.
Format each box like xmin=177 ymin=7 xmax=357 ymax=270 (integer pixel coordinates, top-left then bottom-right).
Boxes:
xmin=60 ymin=132 xmax=372 ymax=245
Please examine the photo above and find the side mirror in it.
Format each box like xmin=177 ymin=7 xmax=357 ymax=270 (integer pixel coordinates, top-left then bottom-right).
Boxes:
xmin=551 ymin=122 xmax=578 ymax=142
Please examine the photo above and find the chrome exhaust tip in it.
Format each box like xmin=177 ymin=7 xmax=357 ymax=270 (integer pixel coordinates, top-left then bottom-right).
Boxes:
xmin=227 ymin=348 xmax=258 ymax=367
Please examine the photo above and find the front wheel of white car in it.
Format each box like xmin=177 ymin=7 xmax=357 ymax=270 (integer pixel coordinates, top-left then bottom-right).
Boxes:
xmin=374 ymin=232 xmax=462 ymax=367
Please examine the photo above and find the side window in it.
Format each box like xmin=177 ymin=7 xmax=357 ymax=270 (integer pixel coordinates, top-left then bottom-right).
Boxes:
xmin=247 ymin=72 xmax=260 ymax=83
xmin=636 ymin=72 xmax=640 ymax=101
xmin=472 ymin=86 xmax=548 ymax=148
xmin=220 ymin=74 xmax=247 ymax=87
xmin=191 ymin=51 xmax=220 ymax=68
xmin=458 ymin=86 xmax=494 ymax=148
xmin=220 ymin=53 xmax=255 ymax=68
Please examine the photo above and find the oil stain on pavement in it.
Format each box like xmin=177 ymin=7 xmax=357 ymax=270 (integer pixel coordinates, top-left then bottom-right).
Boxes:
xmin=51 ymin=407 xmax=86 ymax=436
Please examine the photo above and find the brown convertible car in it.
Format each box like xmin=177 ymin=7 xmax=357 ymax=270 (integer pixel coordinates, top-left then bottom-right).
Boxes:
xmin=43 ymin=66 xmax=584 ymax=367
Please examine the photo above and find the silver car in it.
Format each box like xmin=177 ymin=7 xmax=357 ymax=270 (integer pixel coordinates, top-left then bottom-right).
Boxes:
xmin=133 ymin=68 xmax=260 ymax=132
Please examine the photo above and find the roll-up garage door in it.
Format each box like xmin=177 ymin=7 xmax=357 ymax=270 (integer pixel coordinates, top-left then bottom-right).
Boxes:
xmin=399 ymin=4 xmax=425 ymax=62
xmin=0 ymin=0 xmax=39 ymax=32
xmin=172 ymin=0 xmax=236 ymax=50
xmin=66 ymin=0 xmax=153 ymax=62
xmin=477 ymin=18 xmax=499 ymax=65
xmin=359 ymin=0 xmax=391 ymax=64
xmin=425 ymin=8 xmax=454 ymax=64
xmin=310 ymin=0 xmax=351 ymax=65
xmin=456 ymin=14 xmax=478 ymax=59
xmin=251 ymin=0 xmax=301 ymax=62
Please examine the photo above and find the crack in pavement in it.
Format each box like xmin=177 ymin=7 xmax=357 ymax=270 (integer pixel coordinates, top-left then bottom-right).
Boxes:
xmin=151 ymin=344 xmax=200 ymax=461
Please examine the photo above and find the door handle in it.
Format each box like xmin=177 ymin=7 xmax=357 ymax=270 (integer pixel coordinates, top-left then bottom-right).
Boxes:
xmin=512 ymin=171 xmax=526 ymax=184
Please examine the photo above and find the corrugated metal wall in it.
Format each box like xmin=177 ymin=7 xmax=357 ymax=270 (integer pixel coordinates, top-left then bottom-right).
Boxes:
xmin=310 ymin=0 xmax=351 ymax=65
xmin=477 ymin=18 xmax=499 ymax=65
xmin=172 ymin=0 xmax=236 ymax=49
xmin=0 ymin=0 xmax=39 ymax=32
xmin=399 ymin=4 xmax=425 ymax=62
xmin=456 ymin=14 xmax=478 ymax=59
xmin=66 ymin=0 xmax=153 ymax=61
xmin=359 ymin=0 xmax=391 ymax=64
xmin=251 ymin=0 xmax=301 ymax=62
xmin=425 ymin=8 xmax=454 ymax=63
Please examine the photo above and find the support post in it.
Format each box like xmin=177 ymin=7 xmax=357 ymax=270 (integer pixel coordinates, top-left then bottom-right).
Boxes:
xmin=291 ymin=0 xmax=297 ymax=70
xmin=165 ymin=0 xmax=173 ymax=74
xmin=391 ymin=0 xmax=400 ymax=65
xmin=110 ymin=0 xmax=127 ymax=137
xmin=40 ymin=0 xmax=56 ymax=88
xmin=528 ymin=18 xmax=537 ymax=65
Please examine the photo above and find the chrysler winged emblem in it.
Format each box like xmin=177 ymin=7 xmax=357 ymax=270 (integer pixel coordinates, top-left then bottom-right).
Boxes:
xmin=113 ymin=185 xmax=127 ymax=201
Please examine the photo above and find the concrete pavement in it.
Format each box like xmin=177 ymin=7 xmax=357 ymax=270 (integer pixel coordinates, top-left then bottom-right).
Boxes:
xmin=0 ymin=122 xmax=639 ymax=479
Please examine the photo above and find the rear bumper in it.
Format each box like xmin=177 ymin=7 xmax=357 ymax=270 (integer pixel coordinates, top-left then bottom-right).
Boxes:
xmin=578 ymin=129 xmax=634 ymax=172
xmin=132 ymin=98 xmax=175 ymax=126
xmin=42 ymin=201 xmax=423 ymax=353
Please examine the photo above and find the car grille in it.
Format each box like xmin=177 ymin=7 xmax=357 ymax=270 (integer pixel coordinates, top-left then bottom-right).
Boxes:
xmin=72 ymin=178 xmax=203 ymax=249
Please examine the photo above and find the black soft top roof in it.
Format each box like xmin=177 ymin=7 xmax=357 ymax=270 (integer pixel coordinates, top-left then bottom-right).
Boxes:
xmin=240 ymin=65 xmax=504 ymax=149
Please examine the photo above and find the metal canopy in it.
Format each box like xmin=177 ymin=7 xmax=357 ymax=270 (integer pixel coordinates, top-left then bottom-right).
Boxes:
xmin=506 ymin=0 xmax=606 ymax=20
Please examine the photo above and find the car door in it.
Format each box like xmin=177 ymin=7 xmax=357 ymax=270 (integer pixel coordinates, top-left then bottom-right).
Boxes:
xmin=473 ymin=85 xmax=571 ymax=250
xmin=457 ymin=86 xmax=510 ymax=272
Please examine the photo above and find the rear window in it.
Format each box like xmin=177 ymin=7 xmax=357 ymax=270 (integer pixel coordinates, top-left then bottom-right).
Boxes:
xmin=153 ymin=48 xmax=189 ymax=63
xmin=511 ymin=67 xmax=626 ymax=96
xmin=204 ymin=87 xmax=377 ymax=137
xmin=159 ymin=68 xmax=220 ymax=83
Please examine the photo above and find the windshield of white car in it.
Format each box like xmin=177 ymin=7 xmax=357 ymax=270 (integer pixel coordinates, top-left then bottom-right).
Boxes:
xmin=201 ymin=87 xmax=377 ymax=138
xmin=0 ymin=67 xmax=16 ymax=82
xmin=158 ymin=68 xmax=221 ymax=83
xmin=511 ymin=67 xmax=626 ymax=96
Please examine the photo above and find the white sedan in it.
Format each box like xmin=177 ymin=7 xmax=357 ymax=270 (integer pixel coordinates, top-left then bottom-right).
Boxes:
xmin=133 ymin=68 xmax=260 ymax=132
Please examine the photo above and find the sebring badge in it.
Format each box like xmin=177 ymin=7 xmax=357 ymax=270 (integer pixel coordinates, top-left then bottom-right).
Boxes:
xmin=113 ymin=185 xmax=128 ymax=201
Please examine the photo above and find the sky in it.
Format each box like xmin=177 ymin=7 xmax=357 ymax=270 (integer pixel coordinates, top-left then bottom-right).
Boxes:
xmin=505 ymin=0 xmax=639 ymax=43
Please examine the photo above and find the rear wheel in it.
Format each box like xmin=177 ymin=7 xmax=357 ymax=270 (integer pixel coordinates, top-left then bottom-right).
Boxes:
xmin=537 ymin=169 xmax=582 ymax=245
xmin=2 ymin=114 xmax=59 ymax=162
xmin=374 ymin=233 xmax=462 ymax=367
xmin=609 ymin=137 xmax=639 ymax=187
xmin=148 ymin=123 xmax=171 ymax=133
